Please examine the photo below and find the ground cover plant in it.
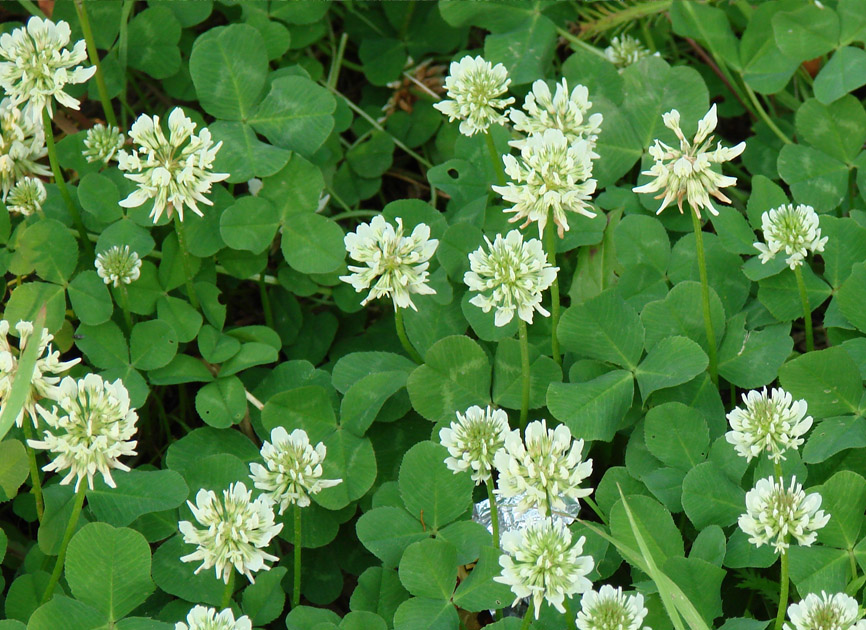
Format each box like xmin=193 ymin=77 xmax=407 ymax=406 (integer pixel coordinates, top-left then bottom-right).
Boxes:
xmin=3 ymin=0 xmax=866 ymax=629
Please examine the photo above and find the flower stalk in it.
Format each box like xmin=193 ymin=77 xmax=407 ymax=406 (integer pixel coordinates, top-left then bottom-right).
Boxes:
xmin=793 ymin=266 xmax=813 ymax=352
xmin=20 ymin=420 xmax=44 ymax=521
xmin=543 ymin=220 xmax=561 ymax=365
xmin=691 ymin=208 xmax=718 ymax=385
xmin=220 ymin=570 xmax=235 ymax=610
xmin=41 ymin=482 xmax=86 ymax=604
xmin=775 ymin=546 xmax=789 ymax=630
xmin=174 ymin=214 xmax=200 ymax=310
xmin=518 ymin=319 xmax=531 ymax=432
xmin=394 ymin=307 xmax=423 ymax=364
xmin=293 ymin=502 xmax=302 ymax=608
xmin=73 ymin=0 xmax=117 ymax=127
xmin=485 ymin=130 xmax=506 ymax=187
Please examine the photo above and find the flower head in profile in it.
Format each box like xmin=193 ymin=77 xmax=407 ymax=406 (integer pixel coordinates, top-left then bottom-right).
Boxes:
xmin=495 ymin=517 xmax=594 ymax=617
xmin=633 ymin=104 xmax=745 ymax=219
xmin=726 ymin=387 xmax=813 ymax=463
xmin=493 ymin=129 xmax=597 ymax=238
xmin=249 ymin=426 xmax=342 ymax=514
xmin=175 ymin=606 xmax=252 ymax=630
xmin=340 ymin=215 xmax=438 ymax=311
xmin=739 ymin=476 xmax=830 ymax=553
xmin=754 ymin=204 xmax=828 ymax=270
xmin=6 ymin=176 xmax=45 ymax=215
xmin=0 ymin=320 xmax=79 ymax=428
xmin=433 ymin=55 xmax=514 ymax=136
xmin=0 ymin=98 xmax=49 ymax=200
xmin=604 ymin=35 xmax=658 ymax=69
xmin=95 ymin=245 xmax=142 ymax=288
xmin=117 ymin=108 xmax=228 ymax=223
xmin=509 ymin=79 xmax=603 ymax=150
xmin=493 ymin=419 xmax=593 ymax=516
xmin=28 ymin=374 xmax=138 ymax=491
xmin=84 ymin=124 xmax=125 ymax=164
xmin=439 ymin=405 xmax=510 ymax=484
xmin=785 ymin=592 xmax=866 ymax=630
xmin=577 ymin=585 xmax=650 ymax=630
xmin=179 ymin=482 xmax=283 ymax=584
xmin=0 ymin=17 xmax=96 ymax=121
xmin=464 ymin=230 xmax=558 ymax=327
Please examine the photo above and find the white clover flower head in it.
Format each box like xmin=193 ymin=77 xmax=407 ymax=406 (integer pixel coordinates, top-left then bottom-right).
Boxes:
xmin=785 ymin=592 xmax=866 ymax=630
xmin=117 ymin=108 xmax=229 ymax=223
xmin=0 ymin=319 xmax=80 ymax=428
xmin=633 ymin=104 xmax=745 ymax=219
xmin=0 ymin=98 xmax=50 ymax=200
xmin=6 ymin=176 xmax=45 ymax=216
xmin=83 ymin=124 xmax=125 ymax=164
xmin=339 ymin=215 xmax=438 ymax=311
xmin=28 ymin=374 xmax=138 ymax=491
xmin=739 ymin=476 xmax=830 ymax=554
xmin=175 ymin=605 xmax=252 ymax=630
xmin=95 ymin=245 xmax=142 ymax=288
xmin=464 ymin=230 xmax=558 ymax=328
xmin=726 ymin=387 xmax=813 ymax=463
xmin=495 ymin=517 xmax=594 ymax=618
xmin=604 ymin=35 xmax=658 ymax=68
xmin=433 ymin=55 xmax=514 ymax=136
xmin=493 ymin=129 xmax=597 ymax=238
xmin=0 ymin=17 xmax=96 ymax=122
xmin=509 ymin=79 xmax=603 ymax=151
xmin=493 ymin=419 xmax=594 ymax=517
xmin=249 ymin=426 xmax=342 ymax=514
xmin=439 ymin=405 xmax=510 ymax=484
xmin=754 ymin=204 xmax=828 ymax=270
xmin=577 ymin=585 xmax=650 ymax=630
xmin=179 ymin=481 xmax=283 ymax=584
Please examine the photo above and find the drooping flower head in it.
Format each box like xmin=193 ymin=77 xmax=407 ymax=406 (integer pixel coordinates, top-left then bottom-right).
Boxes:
xmin=726 ymin=387 xmax=813 ymax=463
xmin=340 ymin=215 xmax=438 ymax=311
xmin=6 ymin=176 xmax=45 ymax=215
xmin=577 ymin=585 xmax=650 ymax=630
xmin=84 ymin=124 xmax=125 ymax=164
xmin=739 ymin=475 xmax=830 ymax=554
xmin=784 ymin=592 xmax=866 ymax=630
xmin=0 ymin=98 xmax=49 ymax=200
xmin=0 ymin=320 xmax=79 ymax=428
xmin=754 ymin=204 xmax=828 ymax=270
xmin=175 ymin=605 xmax=252 ymax=630
xmin=28 ymin=374 xmax=138 ymax=491
xmin=433 ymin=55 xmax=514 ymax=136
xmin=493 ymin=129 xmax=597 ymax=237
xmin=633 ymin=104 xmax=745 ymax=219
xmin=509 ymin=79 xmax=603 ymax=150
xmin=249 ymin=426 xmax=342 ymax=514
xmin=117 ymin=108 xmax=229 ymax=223
xmin=464 ymin=230 xmax=558 ymax=327
xmin=95 ymin=245 xmax=142 ymax=288
xmin=604 ymin=35 xmax=658 ymax=69
xmin=495 ymin=517 xmax=594 ymax=618
xmin=0 ymin=17 xmax=96 ymax=121
xmin=439 ymin=405 xmax=510 ymax=484
xmin=179 ymin=482 xmax=283 ymax=584
xmin=493 ymin=419 xmax=594 ymax=516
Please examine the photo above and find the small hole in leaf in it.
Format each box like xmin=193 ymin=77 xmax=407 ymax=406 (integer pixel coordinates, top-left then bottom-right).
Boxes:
xmin=447 ymin=168 xmax=459 ymax=179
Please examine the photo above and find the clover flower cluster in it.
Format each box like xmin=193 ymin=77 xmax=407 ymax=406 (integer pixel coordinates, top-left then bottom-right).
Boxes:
xmin=433 ymin=55 xmax=514 ymax=137
xmin=95 ymin=245 xmax=142 ymax=288
xmin=726 ymin=387 xmax=813 ymax=463
xmin=6 ymin=176 xmax=45 ymax=216
xmin=604 ymin=35 xmax=658 ymax=68
xmin=754 ymin=204 xmax=828 ymax=270
xmin=84 ymin=124 xmax=125 ymax=164
xmin=439 ymin=405 xmax=510 ymax=484
xmin=577 ymin=585 xmax=650 ymax=630
xmin=0 ymin=98 xmax=49 ymax=201
xmin=785 ymin=592 xmax=866 ymax=630
xmin=509 ymin=79 xmax=603 ymax=151
xmin=175 ymin=606 xmax=251 ymax=630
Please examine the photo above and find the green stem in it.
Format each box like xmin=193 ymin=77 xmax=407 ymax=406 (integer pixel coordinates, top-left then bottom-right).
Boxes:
xmin=17 ymin=0 xmax=42 ymax=17
xmin=173 ymin=214 xmax=200 ymax=310
xmin=793 ymin=266 xmax=814 ymax=352
xmin=543 ymin=221 xmax=561 ymax=366
xmin=41 ymin=483 xmax=87 ymax=604
xmin=74 ymin=0 xmax=117 ymax=127
xmin=774 ymin=462 xmax=784 ymax=484
xmin=584 ymin=496 xmax=609 ymax=527
xmin=774 ymin=548 xmax=789 ymax=630
xmin=20 ymin=421 xmax=44 ymax=522
xmin=564 ymin=597 xmax=577 ymax=630
xmin=118 ymin=0 xmax=135 ymax=130
xmin=42 ymin=109 xmax=94 ymax=260
xmin=691 ymin=209 xmax=718 ymax=386
xmin=743 ymin=82 xmax=792 ymax=146
xmin=259 ymin=274 xmax=275 ymax=330
xmin=221 ymin=570 xmax=235 ymax=609
xmin=518 ymin=319 xmax=531 ymax=433
xmin=521 ymin=600 xmax=534 ymax=630
xmin=330 ymin=209 xmax=380 ymax=222
xmin=484 ymin=130 xmax=506 ymax=187
xmin=293 ymin=503 xmax=302 ymax=608
xmin=555 ymin=26 xmax=609 ymax=59
xmin=485 ymin=480 xmax=502 ymax=620
xmin=119 ymin=285 xmax=133 ymax=333
xmin=394 ymin=307 xmax=423 ymax=364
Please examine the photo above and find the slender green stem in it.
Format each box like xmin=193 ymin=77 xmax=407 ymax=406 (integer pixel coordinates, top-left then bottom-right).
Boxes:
xmin=41 ymin=483 xmax=87 ymax=604
xmin=743 ymin=82 xmax=792 ymax=146
xmin=543 ymin=221 xmax=561 ymax=366
xmin=583 ymin=496 xmax=609 ymax=527
xmin=793 ymin=266 xmax=814 ymax=352
xmin=119 ymin=285 xmax=133 ymax=333
xmin=221 ymin=570 xmax=235 ymax=609
xmin=518 ymin=319 xmax=531 ymax=433
xmin=259 ymin=274 xmax=275 ymax=330
xmin=774 ymin=462 xmax=784 ymax=484
xmin=564 ymin=597 xmax=577 ymax=630
xmin=485 ymin=480 xmax=500 ymax=550
xmin=520 ymin=600 xmax=534 ymax=630
xmin=173 ymin=214 xmax=200 ymax=310
xmin=774 ymin=547 xmax=790 ymax=630
xmin=74 ymin=0 xmax=117 ymax=127
xmin=118 ymin=0 xmax=135 ymax=130
xmin=849 ymin=549 xmax=859 ymax=582
xmin=327 ymin=32 xmax=348 ymax=89
xmin=293 ymin=503 xmax=302 ymax=608
xmin=20 ymin=421 xmax=44 ymax=522
xmin=330 ymin=209 xmax=379 ymax=222
xmin=394 ymin=307 xmax=423 ymax=364
xmin=42 ymin=109 xmax=94 ymax=260
xmin=555 ymin=27 xmax=609 ymax=59
xmin=17 ymin=0 xmax=42 ymax=17
xmin=691 ymin=209 xmax=718 ymax=386
xmin=484 ymin=130 xmax=506 ymax=187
